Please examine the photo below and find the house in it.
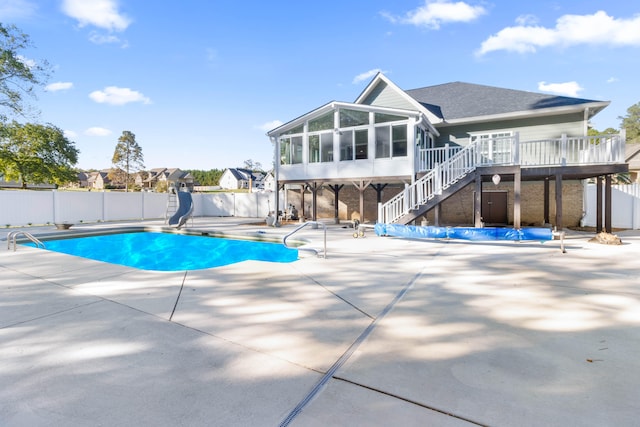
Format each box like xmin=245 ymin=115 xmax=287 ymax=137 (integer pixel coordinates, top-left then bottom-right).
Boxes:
xmin=625 ymin=144 xmax=640 ymax=183
xmin=267 ymin=72 xmax=627 ymax=231
xmin=219 ymin=168 xmax=264 ymax=190
xmin=87 ymin=170 xmax=112 ymax=190
xmin=137 ymin=168 xmax=194 ymax=192
xmin=76 ymin=171 xmax=89 ymax=188
xmin=262 ymin=171 xmax=276 ymax=192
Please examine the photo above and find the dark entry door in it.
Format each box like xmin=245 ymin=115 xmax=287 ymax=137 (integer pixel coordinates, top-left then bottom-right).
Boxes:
xmin=482 ymin=191 xmax=508 ymax=224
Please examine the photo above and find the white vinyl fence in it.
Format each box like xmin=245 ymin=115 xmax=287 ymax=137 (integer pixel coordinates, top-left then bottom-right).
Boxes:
xmin=0 ymin=190 xmax=278 ymax=227
xmin=582 ymin=183 xmax=640 ymax=230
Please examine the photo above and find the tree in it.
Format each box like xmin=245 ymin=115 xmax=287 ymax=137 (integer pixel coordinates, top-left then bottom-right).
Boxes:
xmin=185 ymin=168 xmax=224 ymax=186
xmin=111 ymin=130 xmax=144 ymax=192
xmin=0 ymin=23 xmax=50 ymax=121
xmin=0 ymin=121 xmax=79 ymax=188
xmin=243 ymin=159 xmax=262 ymax=171
xmin=619 ymin=102 xmax=640 ymax=143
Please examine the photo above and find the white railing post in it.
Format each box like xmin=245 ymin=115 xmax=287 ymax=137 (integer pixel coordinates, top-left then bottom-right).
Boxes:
xmin=561 ymin=133 xmax=567 ymax=166
xmin=513 ymin=132 xmax=520 ymax=165
xmin=434 ymin=163 xmax=442 ymax=195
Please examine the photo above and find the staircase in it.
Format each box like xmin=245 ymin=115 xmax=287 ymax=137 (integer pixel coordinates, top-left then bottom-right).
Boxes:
xmin=379 ymin=140 xmax=481 ymax=225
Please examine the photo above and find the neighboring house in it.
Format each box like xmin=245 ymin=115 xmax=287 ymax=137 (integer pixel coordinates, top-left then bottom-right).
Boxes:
xmin=625 ymin=144 xmax=640 ymax=183
xmin=219 ymin=168 xmax=264 ymax=190
xmin=267 ymin=72 xmax=627 ymax=230
xmin=76 ymin=172 xmax=89 ymax=188
xmin=262 ymin=171 xmax=276 ymax=192
xmin=138 ymin=168 xmax=194 ymax=192
xmin=87 ymin=170 xmax=112 ymax=190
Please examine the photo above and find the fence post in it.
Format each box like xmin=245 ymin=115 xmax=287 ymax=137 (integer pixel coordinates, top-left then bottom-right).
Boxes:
xmin=52 ymin=190 xmax=57 ymax=224
xmin=561 ymin=133 xmax=567 ymax=166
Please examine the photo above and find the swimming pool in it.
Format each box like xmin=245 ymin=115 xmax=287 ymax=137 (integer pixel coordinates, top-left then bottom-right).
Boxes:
xmin=24 ymin=231 xmax=299 ymax=271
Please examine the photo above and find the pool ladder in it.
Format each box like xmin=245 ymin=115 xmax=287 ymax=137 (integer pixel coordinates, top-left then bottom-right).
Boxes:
xmin=6 ymin=231 xmax=45 ymax=251
xmin=283 ymin=221 xmax=326 ymax=259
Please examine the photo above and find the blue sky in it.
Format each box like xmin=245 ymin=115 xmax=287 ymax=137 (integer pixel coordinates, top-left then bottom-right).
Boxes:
xmin=2 ymin=0 xmax=639 ymax=171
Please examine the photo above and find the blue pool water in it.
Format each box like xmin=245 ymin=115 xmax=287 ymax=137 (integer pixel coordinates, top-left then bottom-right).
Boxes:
xmin=24 ymin=232 xmax=298 ymax=271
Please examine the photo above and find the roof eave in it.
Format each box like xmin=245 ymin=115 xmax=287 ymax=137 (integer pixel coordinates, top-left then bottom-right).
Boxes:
xmin=267 ymin=101 xmax=438 ymax=136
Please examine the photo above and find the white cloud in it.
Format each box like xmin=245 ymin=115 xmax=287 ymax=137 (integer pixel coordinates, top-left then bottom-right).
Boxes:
xmin=89 ymin=32 xmax=128 ymax=47
xmin=260 ymin=120 xmax=283 ymax=132
xmin=515 ymin=14 xmax=538 ymax=26
xmin=64 ymin=129 xmax=78 ymax=138
xmin=62 ymin=0 xmax=131 ymax=31
xmin=16 ymin=55 xmax=36 ymax=68
xmin=89 ymin=86 xmax=151 ymax=106
xmin=85 ymin=127 xmax=112 ymax=137
xmin=478 ymin=11 xmax=640 ymax=55
xmin=538 ymin=81 xmax=584 ymax=97
xmin=46 ymin=82 xmax=74 ymax=92
xmin=0 ymin=0 xmax=37 ymax=20
xmin=353 ymin=69 xmax=386 ymax=84
xmin=606 ymin=77 xmax=619 ymax=84
xmin=385 ymin=1 xmax=486 ymax=30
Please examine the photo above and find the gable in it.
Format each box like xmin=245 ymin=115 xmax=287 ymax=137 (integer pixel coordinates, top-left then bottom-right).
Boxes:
xmin=360 ymin=80 xmax=416 ymax=111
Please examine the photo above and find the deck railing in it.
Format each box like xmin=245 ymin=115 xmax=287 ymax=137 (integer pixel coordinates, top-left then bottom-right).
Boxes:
xmin=381 ymin=132 xmax=626 ymax=224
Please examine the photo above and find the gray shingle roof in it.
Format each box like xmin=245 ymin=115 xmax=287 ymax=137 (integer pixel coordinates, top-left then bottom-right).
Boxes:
xmin=405 ymin=82 xmax=602 ymax=121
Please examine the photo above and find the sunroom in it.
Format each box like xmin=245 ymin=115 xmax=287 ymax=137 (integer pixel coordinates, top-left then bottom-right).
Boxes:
xmin=269 ymin=101 xmax=438 ymax=184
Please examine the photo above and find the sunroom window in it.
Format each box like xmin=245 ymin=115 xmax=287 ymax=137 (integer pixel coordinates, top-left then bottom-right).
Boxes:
xmin=309 ymin=133 xmax=333 ymax=163
xmin=291 ymin=136 xmax=303 ymax=164
xmin=308 ymin=112 xmax=334 ymax=132
xmin=340 ymin=129 xmax=368 ymax=161
xmin=376 ymin=125 xmax=407 ymax=158
xmin=375 ymin=127 xmax=390 ymax=158
xmin=339 ymin=109 xmax=369 ymax=128
xmin=280 ymin=138 xmax=291 ymax=164
xmin=392 ymin=125 xmax=407 ymax=157
xmin=280 ymin=135 xmax=303 ymax=165
xmin=374 ymin=112 xmax=405 ymax=124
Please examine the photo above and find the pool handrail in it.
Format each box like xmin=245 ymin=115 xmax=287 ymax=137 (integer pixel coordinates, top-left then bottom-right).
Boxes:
xmin=7 ymin=231 xmax=45 ymax=251
xmin=283 ymin=221 xmax=327 ymax=259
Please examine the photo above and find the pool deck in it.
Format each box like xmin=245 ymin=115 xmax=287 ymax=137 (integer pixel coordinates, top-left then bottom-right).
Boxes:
xmin=1 ymin=218 xmax=640 ymax=426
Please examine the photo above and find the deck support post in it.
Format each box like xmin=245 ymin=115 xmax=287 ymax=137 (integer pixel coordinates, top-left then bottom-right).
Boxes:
xmin=605 ymin=174 xmax=612 ymax=233
xmin=327 ymin=184 xmax=344 ymax=224
xmin=307 ymin=181 xmax=322 ymax=222
xmin=544 ymin=177 xmax=550 ymax=225
xmin=370 ymin=183 xmax=388 ymax=204
xmin=474 ymin=171 xmax=483 ymax=227
xmin=555 ymin=173 xmax=563 ymax=231
xmin=352 ymin=180 xmax=371 ymax=223
xmin=596 ymin=176 xmax=603 ymax=233
xmin=514 ymin=167 xmax=521 ymax=229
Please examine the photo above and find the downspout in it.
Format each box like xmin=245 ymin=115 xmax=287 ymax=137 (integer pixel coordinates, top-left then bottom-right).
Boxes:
xmin=410 ymin=115 xmax=419 ymax=185
xmin=270 ymin=135 xmax=281 ymax=226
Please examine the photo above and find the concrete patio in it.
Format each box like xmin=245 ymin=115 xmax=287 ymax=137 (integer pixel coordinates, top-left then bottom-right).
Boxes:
xmin=1 ymin=218 xmax=639 ymax=426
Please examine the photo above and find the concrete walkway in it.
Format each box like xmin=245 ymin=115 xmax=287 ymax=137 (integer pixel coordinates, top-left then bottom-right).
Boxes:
xmin=1 ymin=219 xmax=639 ymax=426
